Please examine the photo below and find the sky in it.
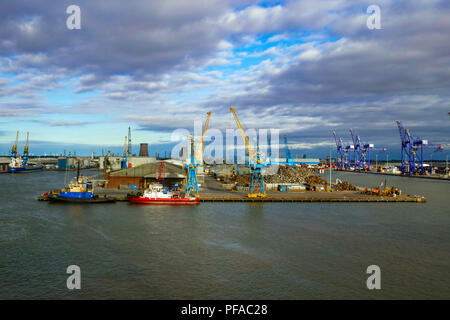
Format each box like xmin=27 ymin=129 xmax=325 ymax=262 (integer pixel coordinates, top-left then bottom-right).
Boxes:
xmin=0 ymin=0 xmax=449 ymax=159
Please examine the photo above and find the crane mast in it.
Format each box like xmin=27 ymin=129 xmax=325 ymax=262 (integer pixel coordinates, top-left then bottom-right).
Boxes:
xmin=332 ymin=131 xmax=344 ymax=170
xmin=122 ymin=136 xmax=128 ymax=169
xmin=23 ymin=132 xmax=30 ymax=166
xmin=396 ymin=120 xmax=442 ymax=175
xmin=186 ymin=111 xmax=211 ymax=197
xmin=11 ymin=130 xmax=19 ymax=158
xmin=230 ymin=107 xmax=266 ymax=198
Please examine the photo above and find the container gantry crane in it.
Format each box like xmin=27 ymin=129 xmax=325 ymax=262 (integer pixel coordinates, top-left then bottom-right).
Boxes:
xmin=230 ymin=107 xmax=266 ymax=198
xmin=186 ymin=111 xmax=211 ymax=197
xmin=11 ymin=130 xmax=19 ymax=159
xmin=332 ymin=131 xmax=344 ymax=170
xmin=349 ymin=128 xmax=361 ymax=170
xmin=22 ymin=132 xmax=30 ymax=166
xmin=360 ymin=143 xmax=386 ymax=171
xmin=396 ymin=120 xmax=443 ymax=175
xmin=343 ymin=144 xmax=354 ymax=169
xmin=349 ymin=129 xmax=386 ymax=171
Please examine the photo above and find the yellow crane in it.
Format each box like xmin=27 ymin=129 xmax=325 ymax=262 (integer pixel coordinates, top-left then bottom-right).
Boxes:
xmin=186 ymin=111 xmax=212 ymax=197
xmin=230 ymin=107 xmax=266 ymax=198
xmin=11 ymin=130 xmax=19 ymax=158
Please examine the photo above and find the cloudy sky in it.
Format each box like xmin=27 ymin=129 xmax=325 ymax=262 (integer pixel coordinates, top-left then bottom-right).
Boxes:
xmin=0 ymin=0 xmax=449 ymax=159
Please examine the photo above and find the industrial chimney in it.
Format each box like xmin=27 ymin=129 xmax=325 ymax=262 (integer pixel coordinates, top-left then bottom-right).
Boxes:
xmin=139 ymin=143 xmax=149 ymax=157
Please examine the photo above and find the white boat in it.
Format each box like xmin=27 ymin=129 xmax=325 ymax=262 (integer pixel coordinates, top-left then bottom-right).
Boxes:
xmin=129 ymin=184 xmax=199 ymax=204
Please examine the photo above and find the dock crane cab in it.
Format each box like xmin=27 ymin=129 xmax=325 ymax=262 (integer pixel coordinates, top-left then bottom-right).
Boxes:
xmin=230 ymin=107 xmax=267 ymax=198
xmin=11 ymin=130 xmax=19 ymax=159
xmin=186 ymin=111 xmax=212 ymax=198
xmin=22 ymin=132 xmax=30 ymax=166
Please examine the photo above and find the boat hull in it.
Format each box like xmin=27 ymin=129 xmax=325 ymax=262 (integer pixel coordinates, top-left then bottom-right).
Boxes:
xmin=48 ymin=194 xmax=116 ymax=203
xmin=8 ymin=165 xmax=43 ymax=173
xmin=129 ymin=196 xmax=199 ymax=205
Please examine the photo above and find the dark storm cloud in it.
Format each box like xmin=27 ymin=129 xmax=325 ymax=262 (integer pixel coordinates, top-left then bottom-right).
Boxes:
xmin=0 ymin=0 xmax=231 ymax=78
xmin=204 ymin=0 xmax=450 ymax=153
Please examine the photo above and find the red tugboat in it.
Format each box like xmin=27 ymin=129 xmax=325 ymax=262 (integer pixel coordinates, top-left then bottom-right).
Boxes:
xmin=128 ymin=184 xmax=199 ymax=205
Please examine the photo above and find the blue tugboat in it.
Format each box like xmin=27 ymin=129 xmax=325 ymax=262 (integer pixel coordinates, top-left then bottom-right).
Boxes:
xmin=8 ymin=131 xmax=43 ymax=173
xmin=46 ymin=161 xmax=115 ymax=203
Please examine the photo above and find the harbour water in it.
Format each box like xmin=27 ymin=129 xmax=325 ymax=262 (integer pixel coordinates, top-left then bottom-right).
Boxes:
xmin=0 ymin=170 xmax=449 ymax=299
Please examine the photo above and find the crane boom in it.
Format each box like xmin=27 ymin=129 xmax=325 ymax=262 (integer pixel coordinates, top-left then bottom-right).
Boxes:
xmin=230 ymin=107 xmax=257 ymax=162
xmin=11 ymin=130 xmax=19 ymax=154
xmin=194 ymin=111 xmax=211 ymax=163
xmin=229 ymin=107 xmax=266 ymax=198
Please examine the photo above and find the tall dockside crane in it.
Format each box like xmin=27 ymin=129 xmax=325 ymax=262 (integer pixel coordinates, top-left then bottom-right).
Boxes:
xmin=186 ymin=111 xmax=211 ymax=197
xmin=396 ymin=120 xmax=443 ymax=175
xmin=276 ymin=135 xmax=300 ymax=167
xmin=349 ymin=129 xmax=386 ymax=171
xmin=11 ymin=130 xmax=19 ymax=159
xmin=283 ymin=135 xmax=295 ymax=167
xmin=230 ymin=107 xmax=266 ymax=198
xmin=349 ymin=129 xmax=361 ymax=170
xmin=343 ymin=144 xmax=354 ymax=169
xmin=360 ymin=143 xmax=386 ymax=171
xmin=332 ymin=131 xmax=344 ymax=170
xmin=23 ymin=132 xmax=30 ymax=166
xmin=122 ymin=136 xmax=128 ymax=169
xmin=127 ymin=127 xmax=132 ymax=155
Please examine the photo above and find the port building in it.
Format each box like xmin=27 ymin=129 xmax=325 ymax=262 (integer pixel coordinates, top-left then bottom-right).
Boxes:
xmin=104 ymin=159 xmax=195 ymax=190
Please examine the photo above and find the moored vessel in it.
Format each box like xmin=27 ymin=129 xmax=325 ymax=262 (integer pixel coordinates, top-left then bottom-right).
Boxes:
xmin=8 ymin=131 xmax=43 ymax=173
xmin=128 ymin=184 xmax=199 ymax=204
xmin=8 ymin=157 xmax=43 ymax=173
xmin=44 ymin=162 xmax=115 ymax=203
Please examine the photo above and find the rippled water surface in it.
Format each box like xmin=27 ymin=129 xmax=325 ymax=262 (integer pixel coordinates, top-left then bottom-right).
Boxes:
xmin=0 ymin=170 xmax=449 ymax=299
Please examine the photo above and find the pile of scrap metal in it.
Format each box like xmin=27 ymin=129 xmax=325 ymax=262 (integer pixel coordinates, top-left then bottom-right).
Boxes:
xmin=361 ymin=186 xmax=402 ymax=196
xmin=334 ymin=181 xmax=357 ymax=191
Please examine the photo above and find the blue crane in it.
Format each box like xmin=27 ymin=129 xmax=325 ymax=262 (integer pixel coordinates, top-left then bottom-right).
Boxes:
xmin=186 ymin=112 xmax=211 ymax=197
xmin=332 ymin=131 xmax=344 ymax=170
xmin=349 ymin=128 xmax=361 ymax=170
xmin=349 ymin=129 xmax=386 ymax=171
xmin=360 ymin=143 xmax=386 ymax=171
xmin=343 ymin=144 xmax=354 ymax=169
xmin=274 ymin=135 xmax=303 ymax=167
xmin=22 ymin=132 xmax=30 ymax=166
xmin=283 ymin=135 xmax=295 ymax=167
xmin=396 ymin=121 xmax=443 ymax=175
xmin=121 ymin=135 xmax=128 ymax=169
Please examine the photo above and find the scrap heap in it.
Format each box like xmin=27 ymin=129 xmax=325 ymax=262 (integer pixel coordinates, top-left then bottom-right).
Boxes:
xmin=231 ymin=166 xmax=327 ymax=186
xmin=334 ymin=181 xmax=357 ymax=191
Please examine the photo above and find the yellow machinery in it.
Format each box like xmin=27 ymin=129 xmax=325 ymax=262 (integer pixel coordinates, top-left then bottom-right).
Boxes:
xmin=186 ymin=111 xmax=212 ymax=197
xmin=230 ymin=107 xmax=266 ymax=198
xmin=11 ymin=130 xmax=19 ymax=158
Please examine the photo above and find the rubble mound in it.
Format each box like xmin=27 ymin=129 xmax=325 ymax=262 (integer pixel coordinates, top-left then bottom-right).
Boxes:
xmin=334 ymin=181 xmax=357 ymax=191
xmin=264 ymin=166 xmax=326 ymax=185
